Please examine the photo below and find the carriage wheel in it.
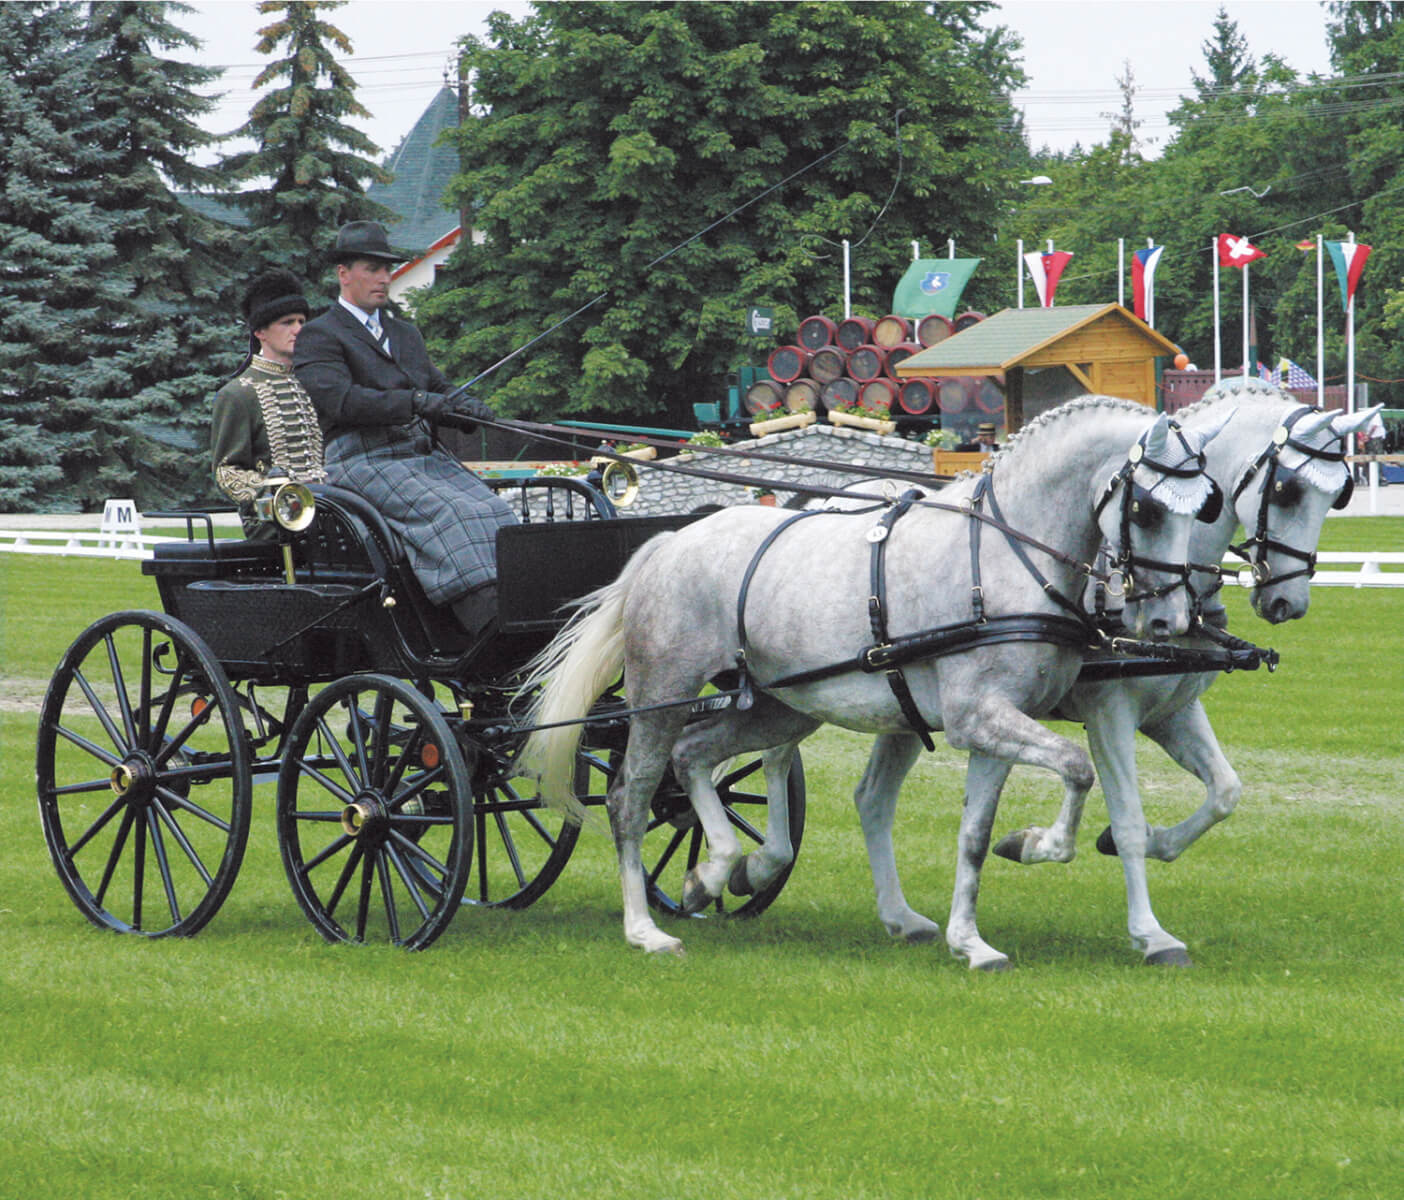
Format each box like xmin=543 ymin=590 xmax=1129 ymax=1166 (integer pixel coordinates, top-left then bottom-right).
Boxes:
xmin=276 ymin=674 xmax=472 ymax=950
xmin=573 ymin=745 xmax=807 ymax=919
xmin=458 ymin=732 xmax=582 ymax=909
xmin=35 ymin=611 xmax=252 ymax=937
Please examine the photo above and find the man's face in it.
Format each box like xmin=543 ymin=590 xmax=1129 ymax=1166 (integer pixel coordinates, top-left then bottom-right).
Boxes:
xmin=338 ymin=258 xmax=394 ymax=311
xmin=254 ymin=313 xmax=305 ymax=364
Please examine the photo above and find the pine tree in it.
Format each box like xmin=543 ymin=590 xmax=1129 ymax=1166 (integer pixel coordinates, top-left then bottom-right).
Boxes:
xmin=220 ymin=0 xmax=393 ymax=291
xmin=0 ymin=2 xmax=120 ymax=510
xmin=81 ymin=0 xmax=243 ymax=506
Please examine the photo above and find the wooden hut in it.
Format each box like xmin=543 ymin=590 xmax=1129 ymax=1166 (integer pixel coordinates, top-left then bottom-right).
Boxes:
xmin=893 ymin=303 xmax=1180 ymax=438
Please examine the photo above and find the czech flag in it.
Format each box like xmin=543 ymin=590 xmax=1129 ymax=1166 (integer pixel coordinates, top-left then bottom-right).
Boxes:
xmin=1023 ymin=250 xmax=1074 ymax=307
xmin=1217 ymin=233 xmax=1266 ymax=268
xmin=1325 ymin=240 xmax=1372 ymax=311
xmin=1130 ymin=245 xmax=1164 ymax=321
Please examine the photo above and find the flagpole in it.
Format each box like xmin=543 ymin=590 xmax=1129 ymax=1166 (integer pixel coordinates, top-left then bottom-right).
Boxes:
xmin=1017 ymin=238 xmax=1024 ymax=309
xmin=1118 ymin=238 xmax=1124 ymax=308
xmin=1213 ymin=243 xmax=1222 ymax=382
xmin=1146 ymin=238 xmax=1156 ymax=328
xmin=1347 ymin=232 xmax=1356 ymax=415
xmin=843 ymin=239 xmax=851 ymax=319
xmin=1242 ymin=262 xmax=1250 ymax=377
xmin=1316 ymin=234 xmax=1324 ymax=407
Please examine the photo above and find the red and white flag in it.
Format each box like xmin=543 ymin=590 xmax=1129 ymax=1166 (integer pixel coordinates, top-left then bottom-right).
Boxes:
xmin=1131 ymin=245 xmax=1164 ymax=322
xmin=1023 ymin=250 xmax=1073 ymax=307
xmin=1217 ymin=233 xmax=1266 ymax=268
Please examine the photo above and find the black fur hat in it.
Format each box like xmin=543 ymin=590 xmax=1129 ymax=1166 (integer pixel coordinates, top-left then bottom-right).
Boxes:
xmin=242 ymin=269 xmax=309 ymax=331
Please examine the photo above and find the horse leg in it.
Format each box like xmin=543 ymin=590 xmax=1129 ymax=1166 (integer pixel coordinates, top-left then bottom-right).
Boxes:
xmin=669 ymin=699 xmax=818 ymax=912
xmin=608 ymin=709 xmax=691 ymax=955
xmin=854 ymin=733 xmax=941 ymax=942
xmin=945 ymin=751 xmax=1015 ymax=970
xmin=1083 ymin=695 xmax=1191 ymax=966
xmin=1123 ymin=698 xmax=1242 ymax=863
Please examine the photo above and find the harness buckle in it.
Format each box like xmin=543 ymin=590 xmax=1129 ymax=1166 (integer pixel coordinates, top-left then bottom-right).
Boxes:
xmin=864 ymin=643 xmax=896 ymax=671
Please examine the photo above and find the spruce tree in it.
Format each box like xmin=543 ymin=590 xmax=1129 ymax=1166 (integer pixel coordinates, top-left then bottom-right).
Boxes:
xmin=0 ymin=2 xmax=120 ymax=510
xmin=220 ymin=0 xmax=393 ymax=292
xmin=81 ymin=0 xmax=242 ymax=506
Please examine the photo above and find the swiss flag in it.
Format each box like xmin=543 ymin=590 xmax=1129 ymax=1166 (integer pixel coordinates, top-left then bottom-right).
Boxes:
xmin=1217 ymin=233 xmax=1266 ymax=268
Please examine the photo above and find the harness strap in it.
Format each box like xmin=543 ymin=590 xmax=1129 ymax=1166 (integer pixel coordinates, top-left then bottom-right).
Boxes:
xmin=866 ymin=490 xmax=937 ymax=751
xmin=982 ymin=476 xmax=1096 ymax=626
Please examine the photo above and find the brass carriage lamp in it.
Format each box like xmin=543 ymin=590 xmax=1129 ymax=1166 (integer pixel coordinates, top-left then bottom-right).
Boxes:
xmin=254 ymin=471 xmax=316 ymax=583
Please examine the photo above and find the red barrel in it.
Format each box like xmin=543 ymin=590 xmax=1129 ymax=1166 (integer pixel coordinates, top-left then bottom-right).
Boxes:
xmin=872 ymin=314 xmax=912 ymax=347
xmin=953 ymin=310 xmax=987 ymax=333
xmin=847 ymin=343 xmax=888 ymax=383
xmin=809 ymin=345 xmax=848 ymax=384
xmin=937 ymin=377 xmax=974 ymax=413
xmin=785 ymin=377 xmax=821 ymax=413
xmin=859 ymin=377 xmax=898 ymax=413
xmin=884 ymin=341 xmax=923 ymax=375
xmin=820 ymin=376 xmax=860 ymax=411
xmin=767 ymin=344 xmax=812 ymax=383
xmin=835 ymin=315 xmax=876 ymax=351
xmin=898 ymin=377 xmax=936 ymax=415
xmin=916 ymin=313 xmax=955 ymax=347
xmin=797 ymin=314 xmax=837 ymax=350
xmin=744 ymin=378 xmax=785 ymax=415
xmin=973 ymin=375 xmax=1006 ymax=414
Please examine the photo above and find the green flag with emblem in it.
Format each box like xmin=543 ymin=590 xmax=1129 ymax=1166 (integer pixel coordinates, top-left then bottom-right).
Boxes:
xmin=891 ymin=258 xmax=981 ymax=318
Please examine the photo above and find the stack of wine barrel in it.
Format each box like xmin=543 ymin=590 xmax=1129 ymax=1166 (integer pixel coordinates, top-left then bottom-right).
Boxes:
xmin=746 ymin=310 xmax=999 ymax=421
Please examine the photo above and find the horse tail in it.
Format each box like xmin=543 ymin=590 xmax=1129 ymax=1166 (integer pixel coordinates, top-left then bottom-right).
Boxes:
xmin=517 ymin=532 xmax=674 ymax=822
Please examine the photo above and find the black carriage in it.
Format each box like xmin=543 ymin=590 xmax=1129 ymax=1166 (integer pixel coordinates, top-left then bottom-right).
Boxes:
xmin=35 ymin=477 xmax=805 ymax=949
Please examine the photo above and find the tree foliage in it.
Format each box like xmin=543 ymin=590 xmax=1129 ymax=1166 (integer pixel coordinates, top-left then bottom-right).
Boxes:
xmin=417 ymin=1 xmax=1024 ymax=425
xmin=220 ymin=0 xmax=393 ymax=292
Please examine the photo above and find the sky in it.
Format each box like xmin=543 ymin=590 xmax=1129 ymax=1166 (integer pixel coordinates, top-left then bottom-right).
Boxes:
xmin=176 ymin=1 xmax=1339 ymax=162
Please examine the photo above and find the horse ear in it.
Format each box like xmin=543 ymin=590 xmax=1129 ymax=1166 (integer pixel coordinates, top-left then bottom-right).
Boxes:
xmin=1183 ymin=404 xmax=1235 ymax=453
xmin=1293 ymin=410 xmax=1336 ymax=441
xmin=1143 ymin=412 xmax=1172 ymax=458
xmin=1330 ymin=403 xmax=1384 ymax=438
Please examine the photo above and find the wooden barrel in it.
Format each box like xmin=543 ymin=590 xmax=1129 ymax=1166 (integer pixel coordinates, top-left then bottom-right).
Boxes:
xmin=872 ymin=314 xmax=912 ymax=347
xmin=820 ymin=376 xmax=860 ymax=411
xmin=767 ymin=345 xmax=812 ymax=384
xmin=937 ymin=377 xmax=974 ymax=413
xmin=835 ymin=315 xmax=876 ymax=351
xmin=785 ymin=377 xmax=822 ymax=413
xmin=916 ymin=313 xmax=955 ymax=347
xmin=847 ymin=343 xmax=888 ymax=383
xmin=898 ymin=377 xmax=936 ymax=415
xmin=973 ymin=375 xmax=1006 ymax=414
xmin=744 ymin=378 xmax=785 ymax=415
xmin=809 ymin=345 xmax=848 ymax=384
xmin=797 ymin=314 xmax=837 ymax=350
xmin=859 ymin=377 xmax=898 ymax=413
xmin=953 ymin=310 xmax=986 ymax=333
xmin=883 ymin=341 xmax=923 ymax=375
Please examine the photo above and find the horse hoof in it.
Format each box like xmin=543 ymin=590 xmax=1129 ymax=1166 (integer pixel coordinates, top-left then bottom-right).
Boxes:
xmin=681 ymin=870 xmax=712 ymax=915
xmin=728 ymin=856 xmax=755 ymax=897
xmin=974 ymin=955 xmax=1013 ymax=972
xmin=1145 ymin=946 xmax=1193 ymax=967
xmin=1096 ymin=826 xmax=1120 ymax=856
xmin=992 ymin=831 xmax=1029 ymax=863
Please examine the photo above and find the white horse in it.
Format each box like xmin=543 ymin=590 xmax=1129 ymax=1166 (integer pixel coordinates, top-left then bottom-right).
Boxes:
xmin=857 ymin=380 xmax=1381 ymax=965
xmin=520 ymin=398 xmax=1226 ymax=967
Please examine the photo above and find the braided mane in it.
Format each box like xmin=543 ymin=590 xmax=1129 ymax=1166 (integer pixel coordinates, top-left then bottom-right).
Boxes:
xmin=990 ymin=394 xmax=1152 ymax=469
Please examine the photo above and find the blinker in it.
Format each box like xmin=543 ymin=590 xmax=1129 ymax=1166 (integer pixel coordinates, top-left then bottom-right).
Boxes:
xmin=1196 ymin=479 xmax=1224 ymax=524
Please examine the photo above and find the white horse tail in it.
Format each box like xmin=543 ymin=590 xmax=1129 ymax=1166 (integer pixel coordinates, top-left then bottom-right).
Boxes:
xmin=517 ymin=532 xmax=675 ymax=821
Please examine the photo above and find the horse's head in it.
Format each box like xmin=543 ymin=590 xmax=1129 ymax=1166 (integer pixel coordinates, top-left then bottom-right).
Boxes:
xmin=1227 ymin=404 xmax=1380 ymax=623
xmin=1093 ymin=411 xmax=1230 ymax=640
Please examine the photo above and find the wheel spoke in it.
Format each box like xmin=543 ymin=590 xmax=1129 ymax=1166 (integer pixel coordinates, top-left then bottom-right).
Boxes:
xmin=144 ymin=805 xmax=183 ymax=926
xmin=138 ymin=627 xmax=153 ymax=746
xmin=156 ymin=786 xmax=232 ymax=834
xmin=319 ymin=841 xmax=363 ymax=916
xmin=152 ymin=701 xmax=217 ymax=767
xmin=54 ymin=722 xmax=122 ymax=768
xmin=389 ymin=828 xmax=451 ymax=882
xmin=104 ymin=633 xmax=138 ymax=748
xmin=293 ymin=756 xmax=358 ymax=807
xmin=647 ymin=825 xmax=689 ymax=887
xmin=147 ymin=659 xmax=188 ymax=753
xmin=724 ymin=807 xmax=765 ymax=844
xmin=62 ymin=795 xmax=126 ymax=859
xmin=354 ymin=851 xmax=375 ymax=941
xmin=316 ymin=713 xmax=362 ymax=792
xmin=346 ymin=699 xmax=372 ymax=786
xmin=369 ymin=691 xmax=394 ymax=790
xmin=300 ymin=830 xmax=355 ymax=873
xmin=150 ymin=797 xmax=214 ymax=887
xmin=131 ymin=809 xmax=147 ymax=930
xmin=72 ymin=668 xmax=129 ymax=756
xmin=385 ymin=842 xmax=432 ymax=922
xmin=375 ymin=850 xmax=401 ymax=943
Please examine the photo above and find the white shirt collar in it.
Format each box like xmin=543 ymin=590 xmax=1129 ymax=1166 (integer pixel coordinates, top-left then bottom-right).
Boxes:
xmin=338 ymin=296 xmax=383 ymax=330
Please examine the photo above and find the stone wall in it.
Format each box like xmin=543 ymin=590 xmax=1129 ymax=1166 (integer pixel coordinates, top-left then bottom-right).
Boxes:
xmin=624 ymin=423 xmax=935 ymax=515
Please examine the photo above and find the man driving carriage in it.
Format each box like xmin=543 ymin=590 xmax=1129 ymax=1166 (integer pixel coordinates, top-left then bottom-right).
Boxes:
xmin=211 ymin=270 xmax=328 ymax=538
xmin=293 ymin=221 xmax=516 ymax=637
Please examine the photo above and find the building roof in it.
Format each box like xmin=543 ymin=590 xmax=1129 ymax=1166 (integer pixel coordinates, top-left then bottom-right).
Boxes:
xmin=368 ymin=84 xmax=461 ymax=255
xmin=894 ymin=303 xmax=1180 ymax=376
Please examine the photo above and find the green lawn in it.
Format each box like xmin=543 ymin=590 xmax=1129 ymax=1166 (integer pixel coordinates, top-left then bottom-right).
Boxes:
xmin=1 ymin=527 xmax=1401 ymax=1200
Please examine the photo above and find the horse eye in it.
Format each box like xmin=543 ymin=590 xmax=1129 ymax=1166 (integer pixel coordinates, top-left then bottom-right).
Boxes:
xmin=1271 ymin=477 xmax=1304 ymax=507
xmin=1130 ymin=497 xmax=1166 ymax=529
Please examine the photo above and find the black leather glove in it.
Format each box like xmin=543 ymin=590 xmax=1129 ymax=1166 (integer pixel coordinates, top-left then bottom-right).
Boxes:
xmin=453 ymin=393 xmax=495 ymax=422
xmin=411 ymin=390 xmax=453 ymax=420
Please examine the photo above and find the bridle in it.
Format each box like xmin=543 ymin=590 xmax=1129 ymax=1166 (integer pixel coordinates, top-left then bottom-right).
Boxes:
xmin=1091 ymin=421 xmax=1222 ymax=605
xmin=1224 ymin=405 xmax=1353 ymax=593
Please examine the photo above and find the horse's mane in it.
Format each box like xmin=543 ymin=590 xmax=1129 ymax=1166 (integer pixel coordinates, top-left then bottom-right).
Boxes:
xmin=988 ymin=394 xmax=1152 ymax=470
xmin=1172 ymin=378 xmax=1291 ymax=424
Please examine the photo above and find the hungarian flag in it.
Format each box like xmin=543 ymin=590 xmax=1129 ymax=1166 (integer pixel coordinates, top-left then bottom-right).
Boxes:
xmin=1217 ymin=233 xmax=1266 ymax=268
xmin=1023 ymin=250 xmax=1073 ymax=307
xmin=1130 ymin=245 xmax=1164 ymax=321
xmin=1325 ymin=240 xmax=1372 ymax=311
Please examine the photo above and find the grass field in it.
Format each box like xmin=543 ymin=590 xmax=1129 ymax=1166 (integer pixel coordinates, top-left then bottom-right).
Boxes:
xmin=2 ymin=520 xmax=1401 ymax=1199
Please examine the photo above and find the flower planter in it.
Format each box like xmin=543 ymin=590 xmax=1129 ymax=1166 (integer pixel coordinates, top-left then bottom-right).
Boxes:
xmin=749 ymin=409 xmax=817 ymax=437
xmin=828 ymin=409 xmax=896 ymax=435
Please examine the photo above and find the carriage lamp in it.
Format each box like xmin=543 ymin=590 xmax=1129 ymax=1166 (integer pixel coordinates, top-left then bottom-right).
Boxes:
xmin=254 ymin=473 xmax=317 ymax=583
xmin=588 ymin=456 xmax=640 ymax=508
